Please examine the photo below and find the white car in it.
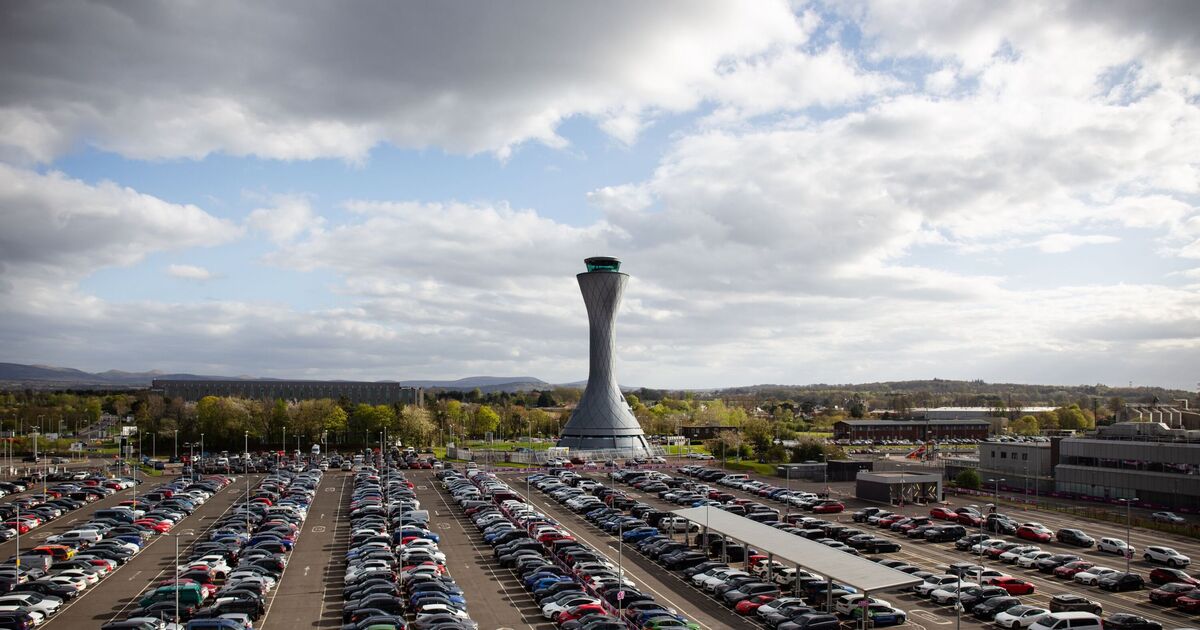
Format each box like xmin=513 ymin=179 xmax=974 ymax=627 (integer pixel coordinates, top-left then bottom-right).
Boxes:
xmin=45 ymin=529 xmax=103 ymax=545
xmin=994 ymin=605 xmax=1049 ymax=629
xmin=999 ymin=545 xmax=1040 ymax=563
xmin=835 ymin=594 xmax=892 ymax=615
xmin=0 ymin=593 xmax=61 ymax=616
xmin=1017 ymin=551 xmax=1054 ymax=569
xmin=1073 ymin=567 xmax=1118 ymax=586
xmin=693 ymin=567 xmax=736 ymax=587
xmin=1152 ymin=512 xmax=1186 ymax=524
xmin=705 ymin=570 xmax=750 ymax=592
xmin=916 ymin=575 xmax=964 ymax=596
xmin=49 ymin=569 xmax=98 ymax=586
xmin=1097 ymin=538 xmax=1134 ymax=556
xmin=1144 ymin=546 xmax=1190 ymax=567
xmin=929 ymin=583 xmax=979 ymax=605
xmin=542 ymin=595 xmax=600 ymax=619
xmin=971 ymin=539 xmax=1008 ymax=554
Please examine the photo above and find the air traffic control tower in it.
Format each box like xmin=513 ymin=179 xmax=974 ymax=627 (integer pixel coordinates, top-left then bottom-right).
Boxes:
xmin=556 ymin=257 xmax=651 ymax=455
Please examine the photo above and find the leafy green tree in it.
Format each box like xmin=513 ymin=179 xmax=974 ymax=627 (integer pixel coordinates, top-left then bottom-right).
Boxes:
xmin=535 ymin=391 xmax=557 ymax=407
xmin=1056 ymin=404 xmax=1091 ymax=430
xmin=1009 ymin=415 xmax=1040 ymax=435
xmin=396 ymin=405 xmax=435 ymax=447
xmin=955 ymin=469 xmax=982 ymax=489
xmin=1108 ymin=396 xmax=1125 ymax=419
xmin=473 ymin=405 xmax=500 ymax=438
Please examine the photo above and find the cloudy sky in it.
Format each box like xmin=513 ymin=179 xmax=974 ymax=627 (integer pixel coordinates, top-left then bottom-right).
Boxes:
xmin=1 ymin=1 xmax=1198 ymax=389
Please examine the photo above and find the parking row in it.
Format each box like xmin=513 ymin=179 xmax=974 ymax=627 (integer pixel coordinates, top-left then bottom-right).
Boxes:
xmin=444 ymin=466 xmax=701 ymax=630
xmin=342 ymin=462 xmax=475 ymax=630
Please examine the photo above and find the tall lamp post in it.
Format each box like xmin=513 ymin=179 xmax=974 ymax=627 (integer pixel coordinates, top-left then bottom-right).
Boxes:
xmin=1122 ymin=497 xmax=1137 ymax=573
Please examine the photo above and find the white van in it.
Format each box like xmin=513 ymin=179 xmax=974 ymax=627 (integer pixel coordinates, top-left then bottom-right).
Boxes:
xmin=1030 ymin=612 xmax=1102 ymax=630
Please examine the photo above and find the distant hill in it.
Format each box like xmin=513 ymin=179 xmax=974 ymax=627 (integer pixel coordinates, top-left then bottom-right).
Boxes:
xmin=398 ymin=376 xmax=551 ymax=393
xmin=0 ymin=362 xmax=556 ymax=393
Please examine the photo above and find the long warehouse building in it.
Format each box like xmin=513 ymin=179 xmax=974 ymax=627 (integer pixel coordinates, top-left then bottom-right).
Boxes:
xmin=152 ymin=379 xmax=423 ymax=406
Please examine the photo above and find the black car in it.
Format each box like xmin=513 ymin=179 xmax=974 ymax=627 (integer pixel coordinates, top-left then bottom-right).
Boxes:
xmin=955 ymin=534 xmax=990 ymax=551
xmin=1037 ymin=554 xmax=1081 ymax=573
xmin=1098 ymin=572 xmax=1145 ymax=592
xmin=863 ymin=539 xmax=902 ymax=554
xmin=972 ymin=596 xmax=1021 ymax=620
xmin=1056 ymin=529 xmax=1095 ymax=547
xmin=926 ymin=525 xmax=966 ymax=543
xmin=1105 ymin=614 xmax=1163 ymax=630
xmin=1048 ymin=594 xmax=1102 ymax=615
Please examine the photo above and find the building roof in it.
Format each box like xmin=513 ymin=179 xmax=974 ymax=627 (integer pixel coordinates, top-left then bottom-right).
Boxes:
xmin=673 ymin=506 xmax=924 ymax=593
xmin=836 ymin=419 xmax=991 ymax=427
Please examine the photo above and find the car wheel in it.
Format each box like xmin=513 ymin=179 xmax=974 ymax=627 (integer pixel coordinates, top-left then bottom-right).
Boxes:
xmin=1011 ymin=623 xmax=1021 ymax=629
xmin=1092 ymin=608 xmax=1101 ymax=615
xmin=1170 ymin=560 xmax=1182 ymax=568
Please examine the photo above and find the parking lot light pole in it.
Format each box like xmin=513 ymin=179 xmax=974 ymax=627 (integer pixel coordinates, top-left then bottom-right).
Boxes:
xmin=174 ymin=533 xmax=181 ymax=626
xmin=1123 ymin=497 xmax=1136 ymax=573
xmin=784 ymin=467 xmax=792 ymax=521
xmin=618 ymin=520 xmax=624 ymax=619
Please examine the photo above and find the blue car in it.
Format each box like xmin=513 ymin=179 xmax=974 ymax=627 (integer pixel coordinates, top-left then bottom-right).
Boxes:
xmin=622 ymin=527 xmax=660 ymax=542
xmin=529 ymin=576 xmax=572 ymax=592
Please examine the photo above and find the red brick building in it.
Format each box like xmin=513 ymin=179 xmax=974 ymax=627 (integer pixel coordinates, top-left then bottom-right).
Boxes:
xmin=833 ymin=418 xmax=991 ymax=441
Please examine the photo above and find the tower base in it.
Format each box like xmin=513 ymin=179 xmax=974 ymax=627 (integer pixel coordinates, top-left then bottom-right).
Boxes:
xmin=556 ymin=433 xmax=652 ymax=456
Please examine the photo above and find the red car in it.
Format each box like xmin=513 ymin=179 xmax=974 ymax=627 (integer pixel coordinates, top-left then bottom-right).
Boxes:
xmin=1175 ymin=589 xmax=1200 ymax=613
xmin=812 ymin=501 xmax=845 ymax=514
xmin=734 ymin=594 xmax=777 ymax=615
xmin=1149 ymin=582 xmax=1195 ymax=604
xmin=991 ymin=576 xmax=1036 ymax=595
xmin=930 ymin=507 xmax=957 ymax=520
xmin=1055 ymin=561 xmax=1095 ymax=579
xmin=1016 ymin=525 xmax=1053 ymax=542
xmin=957 ymin=513 xmax=983 ymax=527
xmin=878 ymin=514 xmax=905 ymax=527
xmin=557 ymin=603 xmax=607 ymax=623
xmin=3 ymin=521 xmax=31 ymax=534
xmin=1149 ymin=568 xmax=1200 ymax=586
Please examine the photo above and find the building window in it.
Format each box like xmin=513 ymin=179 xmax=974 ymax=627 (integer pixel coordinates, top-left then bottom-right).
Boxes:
xmin=1022 ymin=453 xmax=1028 ymax=461
xmin=1001 ymin=452 xmax=1007 ymax=459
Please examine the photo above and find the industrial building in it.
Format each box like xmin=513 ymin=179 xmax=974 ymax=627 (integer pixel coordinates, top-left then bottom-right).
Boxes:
xmin=1056 ymin=421 xmax=1200 ymax=509
xmin=856 ymin=471 xmax=943 ymax=505
xmin=833 ymin=418 xmax=991 ymax=441
xmin=152 ymin=379 xmax=422 ymax=406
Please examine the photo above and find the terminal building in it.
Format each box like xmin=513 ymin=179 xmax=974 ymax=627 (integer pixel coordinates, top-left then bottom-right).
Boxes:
xmin=152 ymin=379 xmax=422 ymax=406
xmin=1055 ymin=421 xmax=1200 ymax=509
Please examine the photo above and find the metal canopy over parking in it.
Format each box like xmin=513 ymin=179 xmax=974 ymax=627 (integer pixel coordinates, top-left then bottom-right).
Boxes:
xmin=673 ymin=506 xmax=923 ymax=593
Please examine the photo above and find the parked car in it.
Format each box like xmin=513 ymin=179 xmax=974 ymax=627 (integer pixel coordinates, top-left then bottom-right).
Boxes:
xmin=1143 ymin=546 xmax=1190 ymax=567
xmin=1048 ymin=594 xmax=1101 ymax=615
xmin=1097 ymin=538 xmax=1134 ymax=556
xmin=994 ymin=605 xmax=1049 ymax=630
xmin=1098 ymin=572 xmax=1145 ymax=592
xmin=1055 ymin=529 xmax=1094 ymax=547
xmin=1104 ymin=613 xmax=1162 ymax=630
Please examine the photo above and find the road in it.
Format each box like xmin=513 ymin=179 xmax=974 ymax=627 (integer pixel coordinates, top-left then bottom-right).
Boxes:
xmin=260 ymin=471 xmax=346 ymax=630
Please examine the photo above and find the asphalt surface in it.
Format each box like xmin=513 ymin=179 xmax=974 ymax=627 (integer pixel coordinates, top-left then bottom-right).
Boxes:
xmin=549 ymin=465 xmax=1200 ymax=630
xmin=260 ymin=470 xmax=347 ymax=630
xmin=39 ymin=474 xmax=256 ymax=628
